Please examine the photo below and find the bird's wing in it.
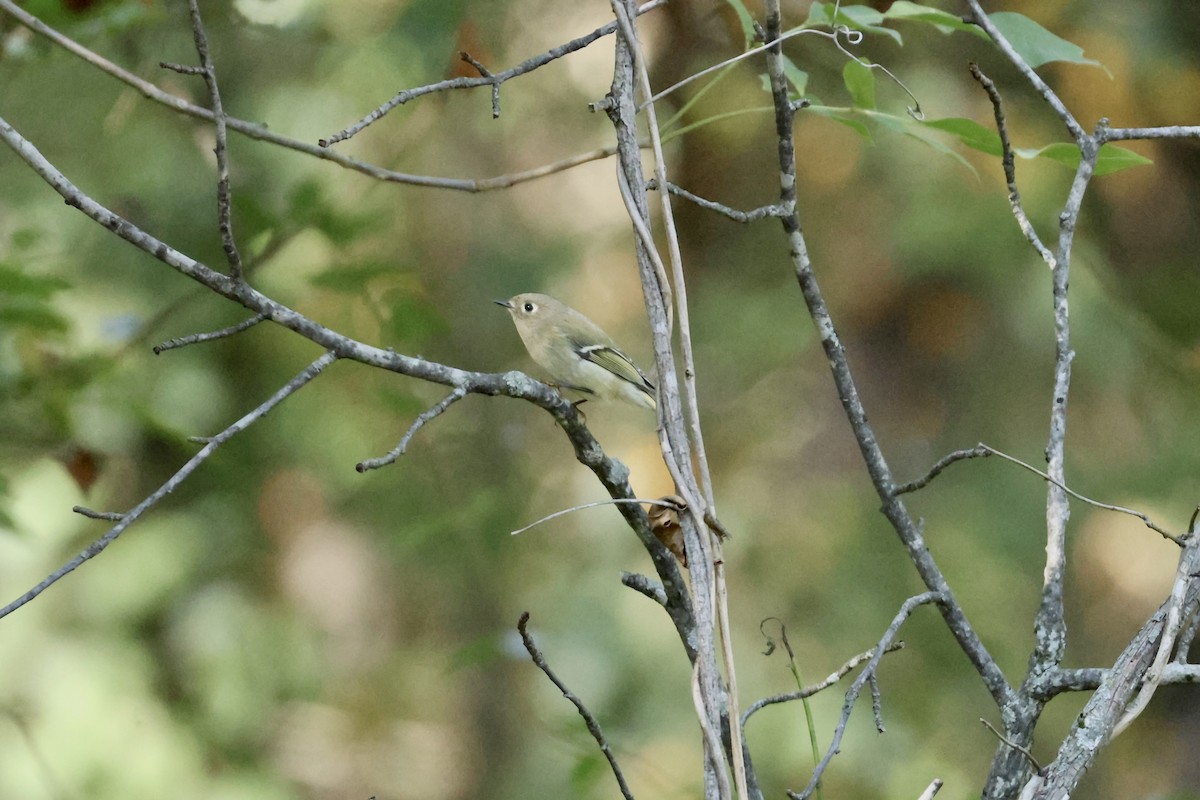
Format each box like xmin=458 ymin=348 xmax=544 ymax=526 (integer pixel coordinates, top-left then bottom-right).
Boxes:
xmin=576 ymin=343 xmax=655 ymax=392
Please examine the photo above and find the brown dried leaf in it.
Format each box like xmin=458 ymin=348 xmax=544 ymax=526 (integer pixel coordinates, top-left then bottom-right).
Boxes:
xmin=649 ymin=495 xmax=688 ymax=568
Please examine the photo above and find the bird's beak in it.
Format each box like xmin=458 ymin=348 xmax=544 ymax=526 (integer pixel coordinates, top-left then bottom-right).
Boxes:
xmin=494 ymin=299 xmax=513 ymax=309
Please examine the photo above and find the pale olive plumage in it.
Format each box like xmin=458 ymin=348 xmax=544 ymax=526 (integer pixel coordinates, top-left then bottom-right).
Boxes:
xmin=496 ymin=293 xmax=657 ymax=411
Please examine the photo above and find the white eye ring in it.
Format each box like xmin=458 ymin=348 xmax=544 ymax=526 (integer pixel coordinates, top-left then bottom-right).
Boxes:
xmin=523 ymin=302 xmax=535 ymax=312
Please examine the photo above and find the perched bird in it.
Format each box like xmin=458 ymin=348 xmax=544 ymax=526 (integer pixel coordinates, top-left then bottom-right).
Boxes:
xmin=496 ymin=293 xmax=657 ymax=411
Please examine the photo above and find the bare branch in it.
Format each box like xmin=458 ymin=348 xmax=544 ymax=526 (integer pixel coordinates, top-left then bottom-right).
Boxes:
xmin=458 ymin=51 xmax=501 ymax=119
xmin=1099 ymin=125 xmax=1200 ymax=142
xmin=517 ymin=612 xmax=636 ymax=800
xmin=0 ymin=352 xmax=338 ymax=620
xmin=72 ymin=506 xmax=124 ymax=522
xmin=1112 ymin=526 xmax=1200 ymax=737
xmin=319 ymin=0 xmax=669 ymax=146
xmin=356 ymin=386 xmax=468 ymax=472
xmin=892 ymin=445 xmax=991 ymax=495
xmin=612 ymin=4 xmax=746 ymax=798
xmin=896 ymin=443 xmax=1180 ymax=543
xmin=968 ymin=62 xmax=1055 ymax=269
xmin=1028 ymin=545 xmax=1200 ymax=800
xmin=153 ymin=313 xmax=267 ymax=354
xmin=977 ymin=444 xmax=1182 ymax=544
xmin=649 ymin=180 xmax=785 ymax=223
xmin=185 ymin=0 xmax=244 ymax=279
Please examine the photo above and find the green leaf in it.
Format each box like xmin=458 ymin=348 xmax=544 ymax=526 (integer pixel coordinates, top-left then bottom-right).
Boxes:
xmin=309 ymin=262 xmax=409 ymax=293
xmin=386 ymin=292 xmax=450 ymax=344
xmin=804 ymin=104 xmax=873 ymax=140
xmin=842 ymin=59 xmax=876 ymax=110
xmin=782 ymin=55 xmax=809 ymax=97
xmin=0 ymin=304 xmax=69 ymax=333
xmin=921 ymin=117 xmax=1003 ymax=156
xmin=723 ymin=0 xmax=756 ymax=47
xmin=568 ymin=753 xmax=606 ymax=794
xmin=988 ymin=12 xmax=1100 ymax=69
xmin=884 ymin=1 xmax=989 ymax=38
xmin=0 ymin=263 xmax=70 ymax=299
xmin=758 ymin=55 xmax=808 ymax=98
xmin=1015 ymin=142 xmax=1152 ymax=176
xmin=806 ymin=2 xmax=902 ymax=44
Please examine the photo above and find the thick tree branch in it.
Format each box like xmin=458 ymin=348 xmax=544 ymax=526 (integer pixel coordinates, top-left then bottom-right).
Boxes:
xmin=1029 ymin=536 xmax=1200 ymax=800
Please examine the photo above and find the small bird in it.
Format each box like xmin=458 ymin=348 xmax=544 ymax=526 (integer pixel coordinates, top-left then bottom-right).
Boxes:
xmin=496 ymin=293 xmax=657 ymax=411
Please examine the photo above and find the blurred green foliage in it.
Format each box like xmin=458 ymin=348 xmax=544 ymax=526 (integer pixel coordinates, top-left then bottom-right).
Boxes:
xmin=3 ymin=1 xmax=1200 ymax=799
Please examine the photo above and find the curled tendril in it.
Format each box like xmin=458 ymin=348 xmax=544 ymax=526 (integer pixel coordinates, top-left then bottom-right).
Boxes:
xmin=827 ymin=0 xmax=924 ymax=120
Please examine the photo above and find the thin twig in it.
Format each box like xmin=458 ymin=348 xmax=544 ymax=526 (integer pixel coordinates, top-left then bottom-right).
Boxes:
xmin=72 ymin=506 xmax=124 ymax=522
xmin=0 ymin=352 xmax=338 ymax=620
xmin=980 ymin=718 xmax=1044 ymax=775
xmin=153 ymin=313 xmax=267 ymax=354
xmin=510 ymin=497 xmax=685 ymax=536
xmin=740 ymin=641 xmax=904 ymax=723
xmin=891 ymin=444 xmax=991 ymax=495
xmin=787 ymin=592 xmax=943 ymax=800
xmin=642 ymin=19 xmax=921 ymax=119
xmin=868 ymin=673 xmax=884 ymax=733
xmin=319 ymin=0 xmax=669 ymax=146
xmin=650 ymin=180 xmax=785 ymax=223
xmin=968 ymin=62 xmax=1055 ymax=269
xmin=186 ymin=0 xmax=244 ymax=280
xmin=158 ymin=61 xmax=203 ymax=75
xmin=356 ymin=386 xmax=468 ymax=472
xmin=517 ymin=612 xmax=636 ymax=800
xmin=976 ymin=444 xmax=1181 ymax=544
xmin=459 ymin=51 xmax=501 ymax=118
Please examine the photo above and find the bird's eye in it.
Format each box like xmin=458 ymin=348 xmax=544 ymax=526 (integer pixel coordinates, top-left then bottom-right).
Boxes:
xmin=523 ymin=302 xmax=535 ymax=313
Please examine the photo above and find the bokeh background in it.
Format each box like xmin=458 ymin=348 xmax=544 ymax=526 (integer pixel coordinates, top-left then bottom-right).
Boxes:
xmin=3 ymin=0 xmax=1200 ymax=798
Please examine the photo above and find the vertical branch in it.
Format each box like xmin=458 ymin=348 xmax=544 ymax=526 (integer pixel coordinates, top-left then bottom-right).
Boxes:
xmin=760 ymin=0 xmax=1012 ymax=707
xmin=608 ymin=4 xmax=748 ymax=799
xmin=604 ymin=3 xmax=739 ymax=798
xmin=186 ymin=0 xmax=244 ymax=280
